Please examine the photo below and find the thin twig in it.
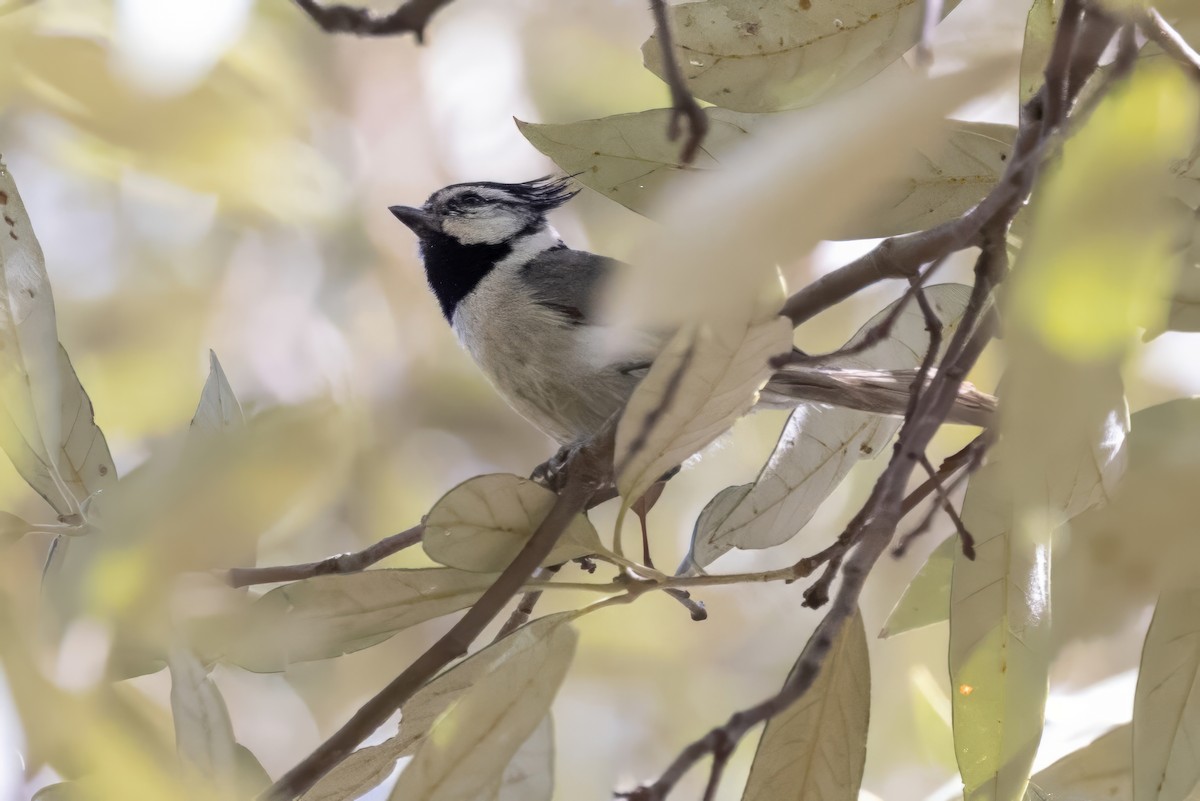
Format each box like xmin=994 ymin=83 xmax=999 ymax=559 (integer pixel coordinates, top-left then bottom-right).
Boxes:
xmin=260 ymin=423 xmax=617 ymax=801
xmin=226 ymin=525 xmax=424 ymax=588
xmin=290 ymin=0 xmax=454 ymax=43
xmin=921 ymin=454 xmax=974 ymax=556
xmin=1141 ymin=8 xmax=1200 ymax=82
xmin=648 ymin=0 xmax=710 ymax=164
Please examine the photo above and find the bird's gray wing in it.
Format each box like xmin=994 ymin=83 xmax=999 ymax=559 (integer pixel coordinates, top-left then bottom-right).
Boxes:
xmin=519 ymin=247 xmax=622 ymax=327
xmin=519 ymin=248 xmax=657 ymax=374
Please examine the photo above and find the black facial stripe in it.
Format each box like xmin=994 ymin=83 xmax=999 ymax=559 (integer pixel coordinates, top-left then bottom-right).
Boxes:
xmin=419 ymin=231 xmax=512 ymax=321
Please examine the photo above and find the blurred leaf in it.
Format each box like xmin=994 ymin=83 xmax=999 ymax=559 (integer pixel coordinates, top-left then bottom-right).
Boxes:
xmin=1026 ymin=724 xmax=1131 ymax=801
xmin=1133 ymin=589 xmax=1200 ymax=801
xmin=687 ymin=284 xmax=973 ymax=570
xmin=167 ymin=644 xmax=237 ymax=795
xmin=218 ymin=568 xmax=498 ymax=672
xmin=1 ymin=7 xmax=345 ymax=222
xmin=233 ymin=744 xmax=272 ymax=798
xmin=603 ymin=60 xmax=1010 ymax=335
xmin=741 ymin=611 xmax=869 ymax=801
xmin=615 ymin=310 xmax=793 ymax=505
xmin=880 ymin=535 xmax=955 ymax=638
xmin=387 ymin=622 xmax=576 ymax=801
xmin=476 ymin=715 xmax=554 ymax=801
xmin=0 ymin=509 xmax=33 ymax=544
xmin=191 ymin=351 xmax=243 ymax=435
xmin=80 ymin=404 xmax=345 ymax=628
xmin=0 ymin=160 xmax=108 ymax=518
xmin=522 ymin=113 xmax=1014 ymax=240
xmin=1010 ymin=64 xmax=1200 ymax=360
xmin=301 ymin=613 xmax=575 ymax=801
xmin=641 ymin=0 xmax=962 ymax=112
xmin=0 ymin=602 xmax=201 ymax=801
xmin=1020 ymin=0 xmax=1058 ymax=105
xmin=423 ymin=474 xmax=603 ymax=573
xmin=951 ymin=341 xmax=1128 ymax=799
xmin=32 ymin=784 xmax=85 ymax=801
xmin=1066 ymin=399 xmax=1200 ymax=595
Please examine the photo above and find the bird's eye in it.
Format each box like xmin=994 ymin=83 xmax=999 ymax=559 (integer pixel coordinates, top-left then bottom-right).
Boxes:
xmin=458 ymin=193 xmax=485 ymax=207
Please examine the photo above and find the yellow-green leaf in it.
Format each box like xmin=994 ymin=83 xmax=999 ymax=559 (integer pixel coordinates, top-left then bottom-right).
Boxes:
xmin=880 ymin=535 xmax=956 ymax=638
xmin=521 ymin=113 xmax=1014 ymax=241
xmin=423 ymin=474 xmax=603 ymax=573
xmin=1020 ymin=0 xmax=1059 ymax=105
xmin=190 ymin=350 xmax=243 ymax=435
xmin=615 ymin=312 xmax=793 ymax=505
xmin=688 ymin=284 xmax=974 ymax=569
xmin=166 ymin=644 xmax=237 ymax=794
xmin=218 ymin=567 xmax=498 ymax=672
xmin=1027 ymin=724 xmax=1131 ymax=801
xmin=301 ymin=613 xmax=575 ymax=801
xmin=641 ymin=0 xmax=963 ymax=112
xmin=388 ymin=621 xmax=576 ymax=801
xmin=1134 ymin=590 xmax=1200 ymax=801
xmin=741 ymin=611 xmax=870 ymax=801
xmin=1009 ymin=64 xmax=1200 ymax=361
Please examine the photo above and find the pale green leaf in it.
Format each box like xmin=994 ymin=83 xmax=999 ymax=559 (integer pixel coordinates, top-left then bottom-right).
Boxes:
xmin=388 ymin=622 xmax=576 ymax=801
xmin=521 ymin=112 xmax=1014 ymax=241
xmin=219 ymin=568 xmax=497 ymax=672
xmin=602 ymin=60 xmax=1011 ymax=335
xmin=476 ymin=715 xmax=554 ymax=801
xmin=1020 ymin=0 xmax=1059 ymax=105
xmin=191 ymin=350 xmax=243 ymax=435
xmin=0 ymin=157 xmax=67 ymax=512
xmin=300 ymin=613 xmax=575 ymax=801
xmin=423 ymin=474 xmax=603 ymax=573
xmin=951 ymin=352 xmax=1128 ymax=800
xmin=1133 ymin=590 xmax=1200 ymax=801
xmin=641 ymin=0 xmax=963 ymax=112
xmin=1010 ymin=64 xmax=1200 ymax=360
xmin=741 ymin=611 xmax=870 ymax=801
xmin=880 ymin=535 xmax=955 ymax=638
xmin=166 ymin=644 xmax=237 ymax=793
xmin=615 ymin=312 xmax=794 ymax=504
xmin=1026 ymin=724 xmax=1131 ymax=801
xmin=688 ymin=284 xmax=973 ymax=569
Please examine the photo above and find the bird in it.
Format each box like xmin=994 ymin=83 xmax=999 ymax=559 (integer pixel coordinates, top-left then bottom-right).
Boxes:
xmin=388 ymin=176 xmax=995 ymax=449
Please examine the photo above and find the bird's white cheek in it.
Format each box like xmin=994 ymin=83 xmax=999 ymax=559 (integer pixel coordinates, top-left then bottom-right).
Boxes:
xmin=442 ymin=213 xmax=525 ymax=245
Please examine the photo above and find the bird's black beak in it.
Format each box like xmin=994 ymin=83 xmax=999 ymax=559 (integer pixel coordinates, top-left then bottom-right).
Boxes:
xmin=389 ymin=205 xmax=441 ymax=238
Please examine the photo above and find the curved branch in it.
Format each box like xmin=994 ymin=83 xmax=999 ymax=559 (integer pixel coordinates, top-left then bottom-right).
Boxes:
xmin=649 ymin=0 xmax=709 ymax=164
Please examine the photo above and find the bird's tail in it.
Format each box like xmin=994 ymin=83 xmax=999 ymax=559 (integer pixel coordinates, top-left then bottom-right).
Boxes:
xmin=760 ymin=366 xmax=996 ymax=426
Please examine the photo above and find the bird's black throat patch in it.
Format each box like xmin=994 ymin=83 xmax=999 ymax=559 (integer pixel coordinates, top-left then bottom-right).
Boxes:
xmin=418 ymin=232 xmax=512 ymax=321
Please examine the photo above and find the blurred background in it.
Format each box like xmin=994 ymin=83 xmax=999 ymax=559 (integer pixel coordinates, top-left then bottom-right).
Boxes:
xmin=0 ymin=0 xmax=1196 ymax=798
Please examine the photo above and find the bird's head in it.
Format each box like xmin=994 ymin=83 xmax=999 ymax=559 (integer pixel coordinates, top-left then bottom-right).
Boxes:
xmin=389 ymin=176 xmax=579 ymax=246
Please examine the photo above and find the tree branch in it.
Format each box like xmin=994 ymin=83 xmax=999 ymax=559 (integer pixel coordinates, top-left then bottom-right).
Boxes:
xmin=1141 ymin=9 xmax=1200 ymax=83
xmin=618 ymin=6 xmax=1121 ymax=797
xmin=226 ymin=524 xmax=425 ymax=588
xmin=649 ymin=0 xmax=710 ymax=165
xmin=259 ymin=423 xmax=617 ymax=801
xmin=290 ymin=0 xmax=455 ymax=43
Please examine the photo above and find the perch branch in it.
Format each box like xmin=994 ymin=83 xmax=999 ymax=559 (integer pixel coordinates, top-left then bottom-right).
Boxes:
xmin=260 ymin=422 xmax=617 ymax=801
xmin=649 ymin=0 xmax=709 ymax=164
xmin=290 ymin=0 xmax=454 ymax=42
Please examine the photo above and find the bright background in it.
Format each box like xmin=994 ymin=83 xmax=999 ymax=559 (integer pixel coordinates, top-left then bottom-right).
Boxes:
xmin=0 ymin=0 xmax=1196 ymax=799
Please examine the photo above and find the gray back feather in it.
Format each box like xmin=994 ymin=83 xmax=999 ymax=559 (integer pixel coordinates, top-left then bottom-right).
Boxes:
xmin=519 ymin=248 xmax=623 ymax=326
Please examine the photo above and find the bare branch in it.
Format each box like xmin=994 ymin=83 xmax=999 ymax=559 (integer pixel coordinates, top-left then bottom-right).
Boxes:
xmin=618 ymin=7 xmax=1122 ymax=797
xmin=226 ymin=525 xmax=424 ymax=588
xmin=648 ymin=0 xmax=710 ymax=164
xmin=290 ymin=0 xmax=454 ymax=43
xmin=1141 ymin=9 xmax=1200 ymax=83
